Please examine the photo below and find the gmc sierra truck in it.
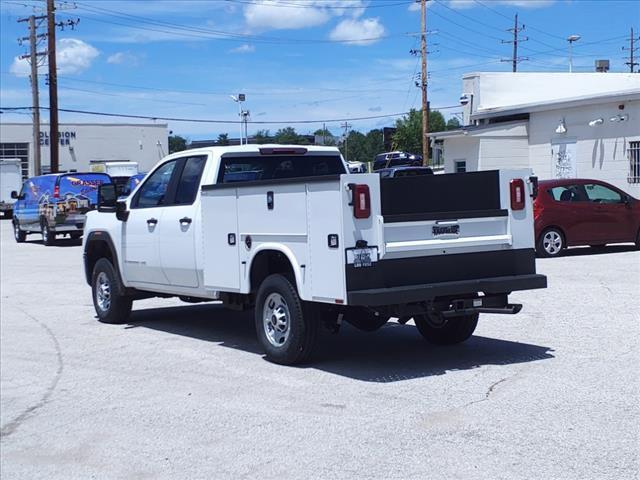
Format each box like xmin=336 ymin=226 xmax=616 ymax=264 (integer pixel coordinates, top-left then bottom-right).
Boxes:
xmin=84 ymin=145 xmax=547 ymax=365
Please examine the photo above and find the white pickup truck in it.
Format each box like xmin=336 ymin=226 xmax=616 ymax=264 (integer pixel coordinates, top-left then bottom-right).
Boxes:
xmin=84 ymin=145 xmax=546 ymax=364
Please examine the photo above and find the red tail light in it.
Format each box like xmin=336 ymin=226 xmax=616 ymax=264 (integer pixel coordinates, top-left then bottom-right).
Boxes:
xmin=53 ymin=185 xmax=60 ymax=198
xmin=510 ymin=178 xmax=525 ymax=211
xmin=533 ymin=200 xmax=543 ymax=221
xmin=351 ymin=184 xmax=371 ymax=219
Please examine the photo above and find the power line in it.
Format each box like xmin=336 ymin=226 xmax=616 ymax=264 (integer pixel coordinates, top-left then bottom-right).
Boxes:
xmin=1 ymin=105 xmax=461 ymax=125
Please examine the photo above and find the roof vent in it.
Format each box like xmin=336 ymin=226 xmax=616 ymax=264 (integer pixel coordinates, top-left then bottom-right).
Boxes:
xmin=595 ymin=59 xmax=610 ymax=72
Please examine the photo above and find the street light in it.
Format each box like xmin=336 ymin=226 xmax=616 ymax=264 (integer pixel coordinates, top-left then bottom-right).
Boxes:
xmin=567 ymin=34 xmax=581 ymax=73
xmin=230 ymin=94 xmax=246 ymax=145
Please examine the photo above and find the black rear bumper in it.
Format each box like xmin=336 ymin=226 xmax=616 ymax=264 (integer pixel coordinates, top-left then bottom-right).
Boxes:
xmin=347 ymin=273 xmax=547 ymax=306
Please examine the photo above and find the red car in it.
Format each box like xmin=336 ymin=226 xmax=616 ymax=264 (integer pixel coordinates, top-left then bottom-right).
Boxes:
xmin=534 ymin=179 xmax=640 ymax=257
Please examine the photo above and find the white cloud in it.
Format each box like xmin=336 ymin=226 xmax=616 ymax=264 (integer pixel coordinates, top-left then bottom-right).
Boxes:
xmin=229 ymin=44 xmax=256 ymax=54
xmin=244 ymin=1 xmax=330 ymax=30
xmin=9 ymin=56 xmax=30 ymax=77
xmin=10 ymin=38 xmax=99 ymax=77
xmin=329 ymin=17 xmax=385 ymax=46
xmin=243 ymin=0 xmax=368 ymax=31
xmin=107 ymin=51 xmax=141 ymax=66
xmin=56 ymin=38 xmax=100 ymax=74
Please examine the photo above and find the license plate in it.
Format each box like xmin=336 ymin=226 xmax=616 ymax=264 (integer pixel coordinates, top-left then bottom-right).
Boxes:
xmin=432 ymin=224 xmax=460 ymax=236
xmin=350 ymin=247 xmax=376 ymax=268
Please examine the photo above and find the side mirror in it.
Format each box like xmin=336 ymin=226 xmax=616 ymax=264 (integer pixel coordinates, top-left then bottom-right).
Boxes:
xmin=10 ymin=190 xmax=19 ymax=200
xmin=97 ymin=184 xmax=117 ymax=213
xmin=115 ymin=200 xmax=129 ymax=222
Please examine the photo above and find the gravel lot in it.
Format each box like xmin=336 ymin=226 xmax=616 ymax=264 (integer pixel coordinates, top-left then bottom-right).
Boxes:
xmin=1 ymin=220 xmax=638 ymax=480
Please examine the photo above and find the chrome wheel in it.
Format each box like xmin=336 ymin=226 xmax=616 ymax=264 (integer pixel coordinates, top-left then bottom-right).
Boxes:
xmin=42 ymin=224 xmax=49 ymax=243
xmin=543 ymin=230 xmax=563 ymax=255
xmin=14 ymin=223 xmax=20 ymax=240
xmin=263 ymin=293 xmax=290 ymax=347
xmin=95 ymin=272 xmax=112 ymax=312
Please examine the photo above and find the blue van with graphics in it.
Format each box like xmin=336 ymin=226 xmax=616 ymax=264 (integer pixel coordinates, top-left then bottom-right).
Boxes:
xmin=119 ymin=172 xmax=147 ymax=198
xmin=11 ymin=172 xmax=112 ymax=245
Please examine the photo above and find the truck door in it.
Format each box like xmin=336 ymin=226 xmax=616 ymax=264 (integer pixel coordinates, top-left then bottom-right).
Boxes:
xmin=157 ymin=155 xmax=207 ymax=288
xmin=123 ymin=159 xmax=178 ymax=285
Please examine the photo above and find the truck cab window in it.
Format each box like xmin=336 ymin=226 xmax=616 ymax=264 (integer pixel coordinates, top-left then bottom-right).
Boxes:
xmin=175 ymin=156 xmax=207 ymax=205
xmin=220 ymin=155 xmax=345 ymax=183
xmin=135 ymin=160 xmax=177 ymax=208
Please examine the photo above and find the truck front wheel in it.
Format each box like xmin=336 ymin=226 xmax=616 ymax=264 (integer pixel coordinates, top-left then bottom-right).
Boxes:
xmin=91 ymin=258 xmax=132 ymax=324
xmin=413 ymin=312 xmax=479 ymax=345
xmin=13 ymin=220 xmax=26 ymax=243
xmin=255 ymin=274 xmax=318 ymax=365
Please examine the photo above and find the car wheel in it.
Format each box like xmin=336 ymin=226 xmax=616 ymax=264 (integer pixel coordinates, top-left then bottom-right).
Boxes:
xmin=13 ymin=220 xmax=26 ymax=243
xmin=70 ymin=232 xmax=82 ymax=240
xmin=255 ymin=274 xmax=318 ymax=365
xmin=41 ymin=219 xmax=55 ymax=246
xmin=91 ymin=258 xmax=133 ymax=324
xmin=345 ymin=308 xmax=389 ymax=332
xmin=413 ymin=312 xmax=479 ymax=345
xmin=537 ymin=227 xmax=564 ymax=257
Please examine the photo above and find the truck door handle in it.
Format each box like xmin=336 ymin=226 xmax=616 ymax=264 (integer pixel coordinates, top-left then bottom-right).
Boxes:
xmin=147 ymin=218 xmax=158 ymax=226
xmin=179 ymin=217 xmax=192 ymax=225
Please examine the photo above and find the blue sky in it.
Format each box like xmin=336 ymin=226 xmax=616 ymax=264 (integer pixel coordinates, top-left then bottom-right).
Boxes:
xmin=1 ymin=0 xmax=638 ymax=140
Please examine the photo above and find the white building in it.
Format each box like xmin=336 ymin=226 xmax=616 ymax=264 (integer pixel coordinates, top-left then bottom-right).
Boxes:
xmin=0 ymin=122 xmax=168 ymax=179
xmin=431 ymin=72 xmax=640 ymax=196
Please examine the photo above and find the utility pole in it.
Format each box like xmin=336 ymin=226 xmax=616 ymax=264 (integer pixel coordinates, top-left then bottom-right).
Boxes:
xmin=341 ymin=122 xmax=352 ymax=162
xmin=501 ymin=14 xmax=528 ymax=72
xmin=420 ymin=0 xmax=429 ymax=166
xmin=623 ymin=27 xmax=639 ymax=73
xmin=18 ymin=15 xmax=47 ymax=176
xmin=47 ymin=0 xmax=59 ymax=173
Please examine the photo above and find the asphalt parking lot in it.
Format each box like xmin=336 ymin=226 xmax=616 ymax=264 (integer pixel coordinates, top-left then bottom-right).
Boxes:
xmin=1 ymin=220 xmax=638 ymax=480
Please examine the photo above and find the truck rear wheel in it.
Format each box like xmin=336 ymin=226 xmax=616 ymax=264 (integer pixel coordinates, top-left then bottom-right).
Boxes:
xmin=413 ymin=312 xmax=479 ymax=345
xmin=41 ymin=219 xmax=55 ymax=246
xmin=255 ymin=274 xmax=318 ymax=365
xmin=91 ymin=258 xmax=132 ymax=325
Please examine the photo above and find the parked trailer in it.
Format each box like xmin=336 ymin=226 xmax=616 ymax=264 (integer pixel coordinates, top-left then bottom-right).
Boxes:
xmin=0 ymin=159 xmax=22 ymax=219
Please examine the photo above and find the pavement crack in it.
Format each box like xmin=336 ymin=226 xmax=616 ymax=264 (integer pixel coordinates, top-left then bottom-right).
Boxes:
xmin=462 ymin=376 xmax=511 ymax=409
xmin=1 ymin=307 xmax=64 ymax=439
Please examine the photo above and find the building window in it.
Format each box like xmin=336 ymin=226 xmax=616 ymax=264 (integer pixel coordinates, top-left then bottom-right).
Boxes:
xmin=629 ymin=141 xmax=640 ymax=184
xmin=0 ymin=143 xmax=29 ymax=179
xmin=455 ymin=160 xmax=466 ymax=173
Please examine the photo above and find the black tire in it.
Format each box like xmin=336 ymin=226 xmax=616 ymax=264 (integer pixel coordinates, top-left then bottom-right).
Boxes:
xmin=536 ymin=227 xmax=564 ymax=258
xmin=70 ymin=232 xmax=82 ymax=240
xmin=254 ymin=274 xmax=318 ymax=365
xmin=345 ymin=308 xmax=389 ymax=332
xmin=413 ymin=313 xmax=479 ymax=346
xmin=13 ymin=220 xmax=26 ymax=243
xmin=41 ymin=219 xmax=55 ymax=246
xmin=91 ymin=258 xmax=133 ymax=324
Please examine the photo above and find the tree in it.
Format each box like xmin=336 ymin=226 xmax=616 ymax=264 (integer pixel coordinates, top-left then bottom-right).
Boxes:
xmin=274 ymin=127 xmax=301 ymax=144
xmin=392 ymin=109 xmax=447 ymax=157
xmin=254 ymin=129 xmax=271 ymax=144
xmin=217 ymin=133 xmax=230 ymax=146
xmin=446 ymin=117 xmax=461 ymax=130
xmin=168 ymin=135 xmax=187 ymax=153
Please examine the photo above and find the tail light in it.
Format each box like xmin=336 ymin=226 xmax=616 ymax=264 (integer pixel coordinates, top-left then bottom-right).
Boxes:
xmin=533 ymin=200 xmax=543 ymax=221
xmin=510 ymin=178 xmax=525 ymax=211
xmin=53 ymin=185 xmax=60 ymax=198
xmin=350 ymin=184 xmax=370 ymax=219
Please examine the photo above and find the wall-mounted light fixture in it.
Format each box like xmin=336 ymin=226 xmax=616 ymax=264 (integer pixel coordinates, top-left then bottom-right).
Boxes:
xmin=588 ymin=118 xmax=604 ymax=127
xmin=555 ymin=119 xmax=567 ymax=134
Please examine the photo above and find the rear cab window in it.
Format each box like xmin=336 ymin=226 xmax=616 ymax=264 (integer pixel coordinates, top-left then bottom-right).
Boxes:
xmin=57 ymin=174 xmax=112 ymax=203
xmin=218 ymin=154 xmax=346 ymax=184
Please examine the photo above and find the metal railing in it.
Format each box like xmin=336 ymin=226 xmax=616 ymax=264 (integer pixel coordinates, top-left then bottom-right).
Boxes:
xmin=629 ymin=141 xmax=640 ymax=184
